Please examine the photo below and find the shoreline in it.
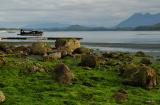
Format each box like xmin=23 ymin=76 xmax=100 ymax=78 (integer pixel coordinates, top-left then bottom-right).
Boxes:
xmin=1 ymin=41 xmax=160 ymax=57
xmin=81 ymin=42 xmax=160 ymax=49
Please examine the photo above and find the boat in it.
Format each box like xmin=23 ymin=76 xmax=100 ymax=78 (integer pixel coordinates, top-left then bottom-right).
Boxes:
xmin=18 ymin=29 xmax=43 ymax=36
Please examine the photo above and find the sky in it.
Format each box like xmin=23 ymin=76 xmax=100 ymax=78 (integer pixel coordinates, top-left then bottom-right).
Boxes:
xmin=0 ymin=0 xmax=160 ymax=27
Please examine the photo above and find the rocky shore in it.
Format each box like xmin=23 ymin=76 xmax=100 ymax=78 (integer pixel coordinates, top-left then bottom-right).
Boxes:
xmin=0 ymin=39 xmax=160 ymax=105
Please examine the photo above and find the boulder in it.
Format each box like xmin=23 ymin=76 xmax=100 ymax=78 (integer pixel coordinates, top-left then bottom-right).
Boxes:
xmin=43 ymin=52 xmax=61 ymax=61
xmin=80 ymin=54 xmax=105 ymax=68
xmin=0 ymin=91 xmax=5 ymax=103
xmin=120 ymin=64 xmax=157 ymax=89
xmin=114 ymin=89 xmax=128 ymax=103
xmin=73 ymin=47 xmax=91 ymax=54
xmin=55 ymin=39 xmax=80 ymax=53
xmin=135 ymin=51 xmax=146 ymax=57
xmin=31 ymin=42 xmax=49 ymax=55
xmin=54 ymin=63 xmax=74 ymax=84
xmin=140 ymin=58 xmax=152 ymax=65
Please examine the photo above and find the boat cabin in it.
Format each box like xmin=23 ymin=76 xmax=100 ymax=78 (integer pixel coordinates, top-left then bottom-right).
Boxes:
xmin=18 ymin=29 xmax=43 ymax=36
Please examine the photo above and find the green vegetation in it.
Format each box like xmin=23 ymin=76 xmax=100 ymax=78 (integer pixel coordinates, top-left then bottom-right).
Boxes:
xmin=0 ymin=52 xmax=160 ymax=105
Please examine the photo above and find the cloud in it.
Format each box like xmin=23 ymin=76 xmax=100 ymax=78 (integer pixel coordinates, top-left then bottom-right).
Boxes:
xmin=0 ymin=0 xmax=160 ymax=27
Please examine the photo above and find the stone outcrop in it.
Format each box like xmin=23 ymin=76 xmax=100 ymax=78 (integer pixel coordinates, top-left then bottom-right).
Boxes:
xmin=54 ymin=63 xmax=74 ymax=84
xmin=55 ymin=39 xmax=80 ymax=53
xmin=120 ymin=64 xmax=157 ymax=89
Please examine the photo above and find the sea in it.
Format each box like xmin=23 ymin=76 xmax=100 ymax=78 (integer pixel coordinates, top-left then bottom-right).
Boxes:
xmin=1 ymin=31 xmax=160 ymax=56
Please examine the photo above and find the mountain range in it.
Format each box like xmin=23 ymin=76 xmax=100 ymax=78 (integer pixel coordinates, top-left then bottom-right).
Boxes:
xmin=1 ymin=12 xmax=160 ymax=31
xmin=117 ymin=13 xmax=160 ymax=28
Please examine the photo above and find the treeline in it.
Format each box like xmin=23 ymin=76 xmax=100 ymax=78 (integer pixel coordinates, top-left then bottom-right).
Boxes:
xmin=134 ymin=23 xmax=160 ymax=31
xmin=1 ymin=23 xmax=160 ymax=31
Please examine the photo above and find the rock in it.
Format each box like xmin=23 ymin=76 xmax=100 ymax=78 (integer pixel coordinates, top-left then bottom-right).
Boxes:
xmin=54 ymin=63 xmax=74 ymax=84
xmin=0 ymin=44 xmax=15 ymax=54
xmin=0 ymin=57 xmax=5 ymax=66
xmin=121 ymin=64 xmax=157 ymax=89
xmin=55 ymin=39 xmax=80 ymax=53
xmin=31 ymin=42 xmax=49 ymax=55
xmin=0 ymin=91 xmax=5 ymax=103
xmin=14 ymin=46 xmax=31 ymax=55
xmin=140 ymin=58 xmax=152 ymax=65
xmin=60 ymin=50 xmax=69 ymax=57
xmin=24 ymin=64 xmax=45 ymax=74
xmin=43 ymin=52 xmax=61 ymax=61
xmin=0 ymin=44 xmax=7 ymax=52
xmin=73 ymin=47 xmax=91 ymax=54
xmin=135 ymin=51 xmax=146 ymax=57
xmin=114 ymin=89 xmax=128 ymax=103
xmin=144 ymin=100 xmax=156 ymax=104
xmin=103 ymin=52 xmax=132 ymax=62
xmin=80 ymin=54 xmax=105 ymax=68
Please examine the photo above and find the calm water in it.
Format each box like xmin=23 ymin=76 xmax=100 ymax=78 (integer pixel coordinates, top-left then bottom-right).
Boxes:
xmin=1 ymin=31 xmax=160 ymax=55
xmin=44 ymin=31 xmax=160 ymax=44
xmin=1 ymin=31 xmax=160 ymax=44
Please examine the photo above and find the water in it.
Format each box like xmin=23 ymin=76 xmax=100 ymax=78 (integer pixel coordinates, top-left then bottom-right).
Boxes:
xmin=1 ymin=31 xmax=160 ymax=44
xmin=45 ymin=31 xmax=160 ymax=44
xmin=1 ymin=31 xmax=160 ymax=55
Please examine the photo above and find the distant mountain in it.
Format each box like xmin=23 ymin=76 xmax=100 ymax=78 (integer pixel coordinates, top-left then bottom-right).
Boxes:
xmin=23 ymin=23 xmax=69 ymax=29
xmin=117 ymin=13 xmax=160 ymax=28
xmin=134 ymin=23 xmax=160 ymax=31
xmin=63 ymin=25 xmax=108 ymax=31
xmin=24 ymin=24 xmax=110 ymax=31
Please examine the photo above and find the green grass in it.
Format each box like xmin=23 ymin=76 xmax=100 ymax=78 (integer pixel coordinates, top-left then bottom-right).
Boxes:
xmin=0 ymin=54 xmax=160 ymax=105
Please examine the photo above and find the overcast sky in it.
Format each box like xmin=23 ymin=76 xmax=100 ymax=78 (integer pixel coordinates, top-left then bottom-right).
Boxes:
xmin=0 ymin=0 xmax=160 ymax=27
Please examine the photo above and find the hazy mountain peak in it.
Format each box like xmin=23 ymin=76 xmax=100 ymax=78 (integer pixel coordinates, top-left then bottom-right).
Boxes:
xmin=116 ymin=12 xmax=160 ymax=27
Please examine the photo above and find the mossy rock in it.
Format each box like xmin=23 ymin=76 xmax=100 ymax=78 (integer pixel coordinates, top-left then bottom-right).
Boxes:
xmin=135 ymin=51 xmax=146 ymax=57
xmin=31 ymin=42 xmax=49 ymax=55
xmin=55 ymin=39 xmax=69 ymax=47
xmin=80 ymin=54 xmax=105 ymax=68
xmin=14 ymin=46 xmax=31 ymax=55
xmin=43 ymin=52 xmax=61 ymax=61
xmin=53 ymin=63 xmax=75 ymax=84
xmin=0 ymin=44 xmax=16 ymax=54
xmin=140 ymin=58 xmax=152 ymax=65
xmin=55 ymin=39 xmax=80 ymax=53
xmin=0 ymin=57 xmax=5 ymax=66
xmin=23 ymin=63 xmax=45 ymax=74
xmin=103 ymin=52 xmax=133 ymax=62
xmin=113 ymin=89 xmax=128 ymax=104
xmin=121 ymin=64 xmax=157 ymax=89
xmin=73 ymin=47 xmax=91 ymax=54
